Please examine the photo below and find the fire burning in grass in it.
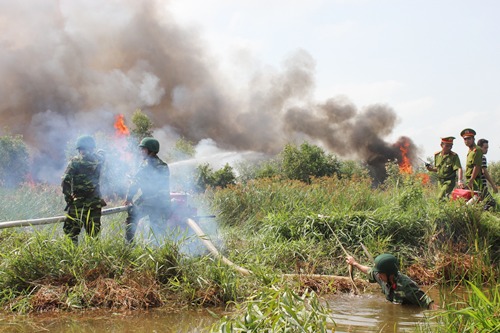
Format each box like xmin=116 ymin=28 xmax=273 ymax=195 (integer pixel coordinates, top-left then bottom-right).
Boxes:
xmin=397 ymin=137 xmax=413 ymax=174
xmin=114 ymin=114 xmax=130 ymax=138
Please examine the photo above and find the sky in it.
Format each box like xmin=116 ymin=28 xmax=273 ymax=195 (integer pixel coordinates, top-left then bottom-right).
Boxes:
xmin=169 ymin=0 xmax=500 ymax=163
xmin=1 ymin=0 xmax=499 ymax=184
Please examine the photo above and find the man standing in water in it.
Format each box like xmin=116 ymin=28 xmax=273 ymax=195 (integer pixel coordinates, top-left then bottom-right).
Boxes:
xmin=61 ymin=135 xmax=106 ymax=245
xmin=426 ymin=136 xmax=463 ymax=200
xmin=124 ymin=137 xmax=170 ymax=243
xmin=346 ymin=254 xmax=438 ymax=310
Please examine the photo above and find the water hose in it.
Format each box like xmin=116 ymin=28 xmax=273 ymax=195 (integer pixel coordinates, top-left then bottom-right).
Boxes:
xmin=0 ymin=205 xmax=129 ymax=229
xmin=0 ymin=207 xmax=363 ymax=287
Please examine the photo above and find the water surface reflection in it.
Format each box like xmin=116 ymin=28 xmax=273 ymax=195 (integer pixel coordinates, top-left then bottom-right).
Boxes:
xmin=0 ymin=287 xmax=447 ymax=332
xmin=0 ymin=308 xmax=218 ymax=333
xmin=326 ymin=287 xmax=440 ymax=333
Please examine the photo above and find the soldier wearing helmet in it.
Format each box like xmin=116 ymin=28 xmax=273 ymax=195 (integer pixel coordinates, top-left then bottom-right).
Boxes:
xmin=61 ymin=135 xmax=106 ymax=245
xmin=124 ymin=137 xmax=170 ymax=243
xmin=346 ymin=253 xmax=438 ymax=309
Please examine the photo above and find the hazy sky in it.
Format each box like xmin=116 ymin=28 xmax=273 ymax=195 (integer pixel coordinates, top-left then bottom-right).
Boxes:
xmin=1 ymin=0 xmax=498 ymax=184
xmin=169 ymin=0 xmax=500 ymax=163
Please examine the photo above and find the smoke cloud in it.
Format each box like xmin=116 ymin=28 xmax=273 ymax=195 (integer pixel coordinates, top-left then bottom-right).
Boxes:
xmin=0 ymin=0 xmax=417 ymax=184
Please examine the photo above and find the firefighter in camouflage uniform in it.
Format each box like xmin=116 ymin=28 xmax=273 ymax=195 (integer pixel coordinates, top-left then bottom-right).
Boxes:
xmin=61 ymin=135 xmax=106 ymax=245
xmin=124 ymin=137 xmax=170 ymax=243
xmin=347 ymin=253 xmax=438 ymax=309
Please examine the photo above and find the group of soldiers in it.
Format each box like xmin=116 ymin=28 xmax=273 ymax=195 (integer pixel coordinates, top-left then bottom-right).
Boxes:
xmin=60 ymin=130 xmax=493 ymax=311
xmin=61 ymin=135 xmax=170 ymax=245
xmin=426 ymin=128 xmax=497 ymax=209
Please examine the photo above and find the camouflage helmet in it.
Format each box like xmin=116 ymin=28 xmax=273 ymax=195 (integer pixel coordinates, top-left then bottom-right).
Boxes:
xmin=76 ymin=135 xmax=96 ymax=150
xmin=139 ymin=137 xmax=160 ymax=153
xmin=373 ymin=253 xmax=399 ymax=276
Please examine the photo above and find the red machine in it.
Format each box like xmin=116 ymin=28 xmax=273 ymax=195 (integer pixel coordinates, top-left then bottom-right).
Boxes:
xmin=451 ymin=188 xmax=480 ymax=202
xmin=451 ymin=188 xmax=472 ymax=201
xmin=170 ymin=192 xmax=198 ymax=222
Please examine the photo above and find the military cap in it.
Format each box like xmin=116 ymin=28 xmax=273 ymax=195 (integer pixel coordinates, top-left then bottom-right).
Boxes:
xmin=441 ymin=137 xmax=455 ymax=144
xmin=460 ymin=128 xmax=476 ymax=138
xmin=373 ymin=253 xmax=399 ymax=276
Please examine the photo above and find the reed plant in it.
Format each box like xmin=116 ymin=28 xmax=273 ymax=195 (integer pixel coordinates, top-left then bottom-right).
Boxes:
xmin=0 ymin=184 xmax=64 ymax=221
xmin=417 ymin=282 xmax=499 ymax=332
xmin=209 ymin=173 xmax=499 ymax=280
xmin=209 ymin=284 xmax=332 ymax=332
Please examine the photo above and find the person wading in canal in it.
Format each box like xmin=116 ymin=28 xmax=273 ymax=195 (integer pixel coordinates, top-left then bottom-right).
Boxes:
xmin=61 ymin=135 xmax=106 ymax=245
xmin=426 ymin=136 xmax=463 ymax=200
xmin=346 ymin=253 xmax=439 ymax=310
xmin=124 ymin=137 xmax=170 ymax=243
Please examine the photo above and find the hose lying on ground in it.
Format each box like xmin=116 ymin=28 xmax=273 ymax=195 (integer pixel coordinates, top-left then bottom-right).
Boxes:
xmin=186 ymin=217 xmax=364 ymax=285
xmin=0 ymin=207 xmax=362 ymax=286
xmin=186 ymin=218 xmax=252 ymax=276
xmin=0 ymin=205 xmax=129 ymax=229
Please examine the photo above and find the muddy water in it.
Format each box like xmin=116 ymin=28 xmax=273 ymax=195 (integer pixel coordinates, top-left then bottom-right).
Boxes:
xmin=0 ymin=287 xmax=448 ymax=333
xmin=0 ymin=308 xmax=219 ymax=332
xmin=325 ymin=286 xmax=442 ymax=333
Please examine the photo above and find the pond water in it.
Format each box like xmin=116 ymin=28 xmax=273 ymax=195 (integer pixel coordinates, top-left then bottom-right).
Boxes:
xmin=325 ymin=286 xmax=441 ymax=333
xmin=0 ymin=308 xmax=217 ymax=333
xmin=0 ymin=287 xmax=447 ymax=333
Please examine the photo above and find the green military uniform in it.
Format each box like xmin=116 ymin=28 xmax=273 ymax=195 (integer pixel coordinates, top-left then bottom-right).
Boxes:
xmin=465 ymin=145 xmax=484 ymax=192
xmin=367 ymin=269 xmax=434 ymax=308
xmin=61 ymin=136 xmax=105 ymax=244
xmin=461 ymin=128 xmax=484 ymax=194
xmin=434 ymin=150 xmax=461 ymax=199
xmin=125 ymin=150 xmax=170 ymax=243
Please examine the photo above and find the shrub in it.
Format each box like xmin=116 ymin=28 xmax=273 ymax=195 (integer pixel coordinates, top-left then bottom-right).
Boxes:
xmin=195 ymin=163 xmax=236 ymax=192
xmin=0 ymin=134 xmax=30 ymax=188
xmin=281 ymin=142 xmax=340 ymax=183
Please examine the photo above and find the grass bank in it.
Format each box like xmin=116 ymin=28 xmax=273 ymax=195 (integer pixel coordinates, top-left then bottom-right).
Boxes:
xmin=1 ymin=176 xmax=499 ymax=331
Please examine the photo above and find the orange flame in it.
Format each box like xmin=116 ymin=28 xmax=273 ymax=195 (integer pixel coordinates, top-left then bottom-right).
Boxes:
xmin=416 ymin=173 xmax=430 ymax=185
xmin=398 ymin=138 xmax=413 ymax=174
xmin=114 ymin=114 xmax=130 ymax=137
xmin=112 ymin=114 xmax=132 ymax=162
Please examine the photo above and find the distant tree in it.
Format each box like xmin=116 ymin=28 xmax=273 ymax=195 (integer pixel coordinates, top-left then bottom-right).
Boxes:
xmin=338 ymin=160 xmax=370 ymax=179
xmin=195 ymin=164 xmax=214 ymax=192
xmin=488 ymin=161 xmax=500 ymax=186
xmin=281 ymin=142 xmax=340 ymax=183
xmin=0 ymin=134 xmax=30 ymax=188
xmin=212 ymin=164 xmax=236 ymax=188
xmin=131 ymin=109 xmax=154 ymax=140
xmin=168 ymin=137 xmax=196 ymax=162
xmin=236 ymin=158 xmax=281 ymax=183
xmin=195 ymin=163 xmax=236 ymax=192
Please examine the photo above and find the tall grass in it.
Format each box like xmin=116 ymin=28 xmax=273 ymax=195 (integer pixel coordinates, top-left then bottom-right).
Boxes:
xmin=209 ymin=175 xmax=499 ymax=278
xmin=417 ymin=282 xmax=500 ymax=332
xmin=0 ymin=184 xmax=64 ymax=221
xmin=1 ymin=174 xmax=498 ymax=333
xmin=0 ymin=185 xmax=246 ymax=313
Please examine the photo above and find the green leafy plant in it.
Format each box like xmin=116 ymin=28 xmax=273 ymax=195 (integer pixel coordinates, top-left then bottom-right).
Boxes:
xmin=281 ymin=142 xmax=340 ymax=183
xmin=0 ymin=134 xmax=30 ymax=188
xmin=210 ymin=285 xmax=332 ymax=332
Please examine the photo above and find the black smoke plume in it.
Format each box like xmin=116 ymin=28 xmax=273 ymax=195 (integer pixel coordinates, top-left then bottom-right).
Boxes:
xmin=0 ymin=0 xmax=418 ymax=184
